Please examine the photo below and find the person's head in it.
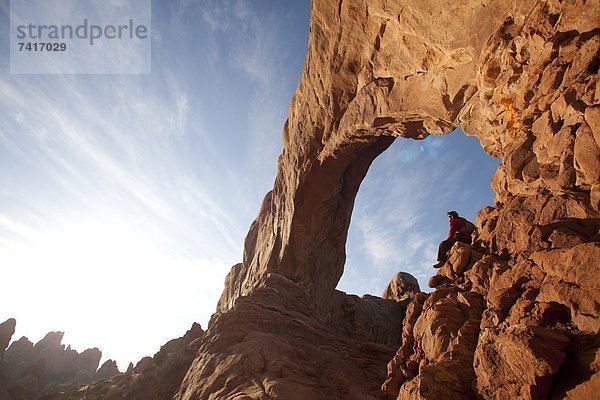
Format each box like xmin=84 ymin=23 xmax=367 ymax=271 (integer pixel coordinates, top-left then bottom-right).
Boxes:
xmin=447 ymin=211 xmax=459 ymax=220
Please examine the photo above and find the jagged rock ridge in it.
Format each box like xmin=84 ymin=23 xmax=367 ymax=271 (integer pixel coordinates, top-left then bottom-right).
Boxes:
xmin=0 ymin=320 xmax=204 ymax=400
xmin=39 ymin=322 xmax=204 ymax=400
xmin=0 ymin=322 xmax=123 ymax=400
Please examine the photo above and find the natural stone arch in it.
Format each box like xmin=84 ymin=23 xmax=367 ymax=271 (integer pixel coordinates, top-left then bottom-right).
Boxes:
xmin=337 ymin=129 xmax=499 ymax=296
xmin=217 ymin=0 xmax=537 ymax=314
xmin=179 ymin=1 xmax=598 ymax=399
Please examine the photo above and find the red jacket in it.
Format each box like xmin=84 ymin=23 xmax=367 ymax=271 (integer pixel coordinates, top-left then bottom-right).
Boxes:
xmin=448 ymin=217 xmax=472 ymax=243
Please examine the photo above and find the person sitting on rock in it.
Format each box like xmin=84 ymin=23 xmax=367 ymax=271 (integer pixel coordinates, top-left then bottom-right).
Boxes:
xmin=432 ymin=211 xmax=473 ymax=269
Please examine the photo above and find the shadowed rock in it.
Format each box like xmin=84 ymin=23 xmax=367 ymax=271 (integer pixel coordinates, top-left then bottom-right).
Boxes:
xmin=1 ymin=319 xmax=16 ymax=400
xmin=40 ymin=323 xmax=204 ymax=400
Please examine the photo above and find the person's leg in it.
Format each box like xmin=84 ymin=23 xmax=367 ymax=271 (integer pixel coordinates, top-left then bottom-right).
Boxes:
xmin=458 ymin=236 xmax=473 ymax=245
xmin=434 ymin=238 xmax=457 ymax=268
xmin=437 ymin=238 xmax=457 ymax=262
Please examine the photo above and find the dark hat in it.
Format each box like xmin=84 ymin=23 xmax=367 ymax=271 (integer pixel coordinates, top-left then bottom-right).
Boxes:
xmin=447 ymin=211 xmax=459 ymax=218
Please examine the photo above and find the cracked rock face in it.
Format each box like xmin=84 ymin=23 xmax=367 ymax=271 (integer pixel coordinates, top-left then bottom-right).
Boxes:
xmin=178 ymin=0 xmax=598 ymax=399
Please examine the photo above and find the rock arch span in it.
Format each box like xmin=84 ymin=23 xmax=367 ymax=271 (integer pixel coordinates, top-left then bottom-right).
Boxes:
xmin=217 ymin=0 xmax=597 ymax=314
xmin=179 ymin=0 xmax=599 ymax=399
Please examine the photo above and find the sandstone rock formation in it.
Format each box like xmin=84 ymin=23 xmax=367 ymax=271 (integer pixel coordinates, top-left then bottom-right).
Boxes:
xmin=0 ymin=320 xmax=15 ymax=361
xmin=177 ymin=274 xmax=411 ymax=400
xmin=1 ymin=319 xmax=17 ymax=400
xmin=3 ymin=331 xmax=103 ymax=392
xmin=40 ymin=322 xmax=204 ymax=400
xmin=382 ymin=272 xmax=421 ymax=303
xmin=176 ymin=0 xmax=599 ymax=399
xmin=0 ymin=325 xmax=127 ymax=400
xmin=94 ymin=360 xmax=121 ymax=381
xmin=8 ymin=0 xmax=599 ymax=398
xmin=386 ymin=241 xmax=600 ymax=399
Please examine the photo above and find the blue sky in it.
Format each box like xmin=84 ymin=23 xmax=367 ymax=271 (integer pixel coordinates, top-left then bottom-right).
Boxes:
xmin=341 ymin=133 xmax=500 ymax=295
xmin=0 ymin=0 xmax=498 ymax=370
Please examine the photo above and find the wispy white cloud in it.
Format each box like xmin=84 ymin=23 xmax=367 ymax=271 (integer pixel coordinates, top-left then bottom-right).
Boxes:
xmin=358 ymin=219 xmax=397 ymax=267
xmin=0 ymin=214 xmax=42 ymax=242
xmin=227 ymin=4 xmax=307 ymax=204
xmin=0 ymin=70 xmax=245 ymax=367
xmin=176 ymin=93 xmax=190 ymax=131
xmin=1 ymin=81 xmax=179 ymax=222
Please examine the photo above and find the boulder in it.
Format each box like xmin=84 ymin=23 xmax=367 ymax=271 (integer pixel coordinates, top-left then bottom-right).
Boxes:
xmin=382 ymin=272 xmax=420 ymax=302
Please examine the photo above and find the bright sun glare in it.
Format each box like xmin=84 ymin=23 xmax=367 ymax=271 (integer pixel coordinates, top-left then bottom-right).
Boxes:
xmin=1 ymin=215 xmax=228 ymax=369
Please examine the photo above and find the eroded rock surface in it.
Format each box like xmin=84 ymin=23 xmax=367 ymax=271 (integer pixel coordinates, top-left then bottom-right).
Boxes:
xmin=178 ymin=274 xmax=403 ymax=400
xmin=0 ymin=319 xmax=15 ymax=361
xmin=180 ymin=0 xmax=598 ymax=399
xmin=387 ymin=241 xmax=599 ymax=399
xmin=94 ymin=360 xmax=121 ymax=381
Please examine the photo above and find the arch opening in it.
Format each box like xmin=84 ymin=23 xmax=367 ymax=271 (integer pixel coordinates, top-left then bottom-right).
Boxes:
xmin=337 ymin=128 xmax=500 ymax=296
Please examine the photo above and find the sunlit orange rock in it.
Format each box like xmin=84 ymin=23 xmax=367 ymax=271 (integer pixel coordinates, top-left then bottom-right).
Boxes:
xmin=178 ymin=0 xmax=599 ymax=399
